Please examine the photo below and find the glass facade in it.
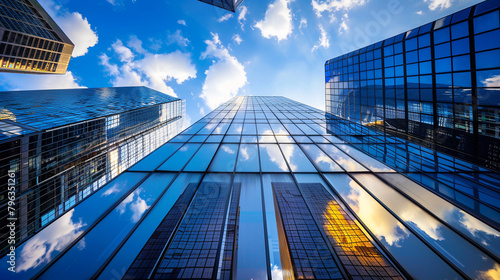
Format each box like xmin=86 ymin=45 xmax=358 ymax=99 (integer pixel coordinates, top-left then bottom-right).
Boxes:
xmin=325 ymin=0 xmax=500 ymax=171
xmin=0 ymin=86 xmax=184 ymax=255
xmin=0 ymin=0 xmax=74 ymax=74
xmin=4 ymin=96 xmax=499 ymax=280
xmin=196 ymin=0 xmax=244 ymax=12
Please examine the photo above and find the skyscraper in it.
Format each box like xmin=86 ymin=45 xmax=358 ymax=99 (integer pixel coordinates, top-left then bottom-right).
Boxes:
xmin=325 ymin=0 xmax=500 ymax=171
xmin=3 ymin=96 xmax=498 ymax=280
xmin=196 ymin=0 xmax=244 ymax=12
xmin=0 ymin=86 xmax=184 ymax=255
xmin=0 ymin=0 xmax=74 ymax=74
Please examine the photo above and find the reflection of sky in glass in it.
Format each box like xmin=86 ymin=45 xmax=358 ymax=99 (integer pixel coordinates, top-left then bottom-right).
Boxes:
xmin=336 ymin=144 xmax=395 ymax=172
xmin=324 ymin=173 xmax=462 ymax=280
xmin=279 ymin=144 xmax=316 ymax=172
xmin=236 ymin=144 xmax=260 ymax=172
xmin=379 ymin=173 xmax=500 ymax=259
xmin=158 ymin=143 xmax=201 ymax=171
xmin=96 ymin=173 xmax=203 ymax=280
xmin=209 ymin=144 xmax=238 ymax=172
xmin=318 ymin=144 xmax=368 ymax=171
xmin=39 ymin=173 xmax=175 ymax=280
xmin=300 ymin=144 xmax=343 ymax=172
xmin=0 ymin=172 xmax=147 ymax=280
xmin=259 ymin=144 xmax=289 ymax=172
xmin=353 ymin=174 xmax=499 ymax=279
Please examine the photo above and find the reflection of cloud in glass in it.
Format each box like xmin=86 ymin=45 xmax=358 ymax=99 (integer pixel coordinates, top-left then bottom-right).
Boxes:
xmin=340 ymin=145 xmax=393 ymax=172
xmin=346 ymin=181 xmax=409 ymax=246
xmin=222 ymin=145 xmax=235 ymax=154
xmin=274 ymin=127 xmax=288 ymax=135
xmin=280 ymin=144 xmax=297 ymax=171
xmin=180 ymin=145 xmax=188 ymax=151
xmin=262 ymin=129 xmax=274 ymax=135
xmin=459 ymin=211 xmax=500 ymax=242
xmin=116 ymin=189 xmax=150 ymax=223
xmin=240 ymin=145 xmax=250 ymax=160
xmin=262 ymin=145 xmax=288 ymax=171
xmin=480 ymin=263 xmax=500 ymax=280
xmin=271 ymin=264 xmax=283 ymax=280
xmin=314 ymin=153 xmax=339 ymax=170
xmin=215 ymin=126 xmax=222 ymax=134
xmin=481 ymin=75 xmax=500 ymax=88
xmin=17 ymin=209 xmax=86 ymax=272
xmin=102 ymin=184 xmax=121 ymax=196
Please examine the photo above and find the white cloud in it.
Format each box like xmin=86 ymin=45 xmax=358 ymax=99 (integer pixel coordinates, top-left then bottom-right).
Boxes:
xmin=338 ymin=13 xmax=349 ymax=33
xmin=0 ymin=71 xmax=84 ymax=90
xmin=254 ymin=0 xmax=294 ymax=41
xmin=200 ymin=33 xmax=247 ymax=109
xmin=481 ymin=75 xmax=500 ymax=88
xmin=127 ymin=35 xmax=146 ymax=54
xmin=17 ymin=210 xmax=86 ymax=272
xmin=39 ymin=0 xmax=98 ymax=57
xmin=299 ymin=17 xmax=308 ymax=29
xmin=311 ymin=0 xmax=367 ymax=17
xmin=167 ymin=30 xmax=190 ymax=47
xmin=238 ymin=5 xmax=248 ymax=30
xmin=177 ymin=19 xmax=187 ymax=26
xmin=232 ymin=34 xmax=243 ymax=45
xmin=99 ymin=36 xmax=196 ymax=97
xmin=416 ymin=10 xmax=424 ymax=15
xmin=312 ymin=24 xmax=330 ymax=51
xmin=218 ymin=13 xmax=233 ymax=22
xmin=425 ymin=0 xmax=453 ymax=10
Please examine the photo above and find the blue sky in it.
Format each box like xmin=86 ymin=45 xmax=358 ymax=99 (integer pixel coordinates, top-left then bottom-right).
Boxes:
xmin=0 ymin=0 xmax=483 ymax=125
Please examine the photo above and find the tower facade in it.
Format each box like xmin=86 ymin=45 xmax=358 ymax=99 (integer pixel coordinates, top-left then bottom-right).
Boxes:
xmin=0 ymin=86 xmax=184 ymax=254
xmin=196 ymin=0 xmax=244 ymax=12
xmin=3 ymin=96 xmax=498 ymax=280
xmin=325 ymin=0 xmax=500 ymax=171
xmin=0 ymin=0 xmax=74 ymax=74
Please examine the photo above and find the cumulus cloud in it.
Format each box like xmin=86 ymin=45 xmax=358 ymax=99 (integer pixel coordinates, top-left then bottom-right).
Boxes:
xmin=39 ymin=0 xmax=98 ymax=57
xmin=254 ymin=0 xmax=293 ymax=41
xmin=200 ymin=33 xmax=247 ymax=109
xmin=99 ymin=36 xmax=196 ymax=96
xmin=299 ymin=17 xmax=307 ymax=29
xmin=0 ymin=71 xmax=84 ymax=90
xmin=167 ymin=30 xmax=190 ymax=47
xmin=312 ymin=24 xmax=330 ymax=52
xmin=425 ymin=0 xmax=453 ymax=10
xmin=218 ymin=13 xmax=233 ymax=22
xmin=177 ymin=19 xmax=187 ymax=26
xmin=238 ymin=5 xmax=248 ymax=30
xmin=311 ymin=0 xmax=367 ymax=17
xmin=416 ymin=10 xmax=424 ymax=15
xmin=17 ymin=210 xmax=86 ymax=272
xmin=232 ymin=34 xmax=243 ymax=45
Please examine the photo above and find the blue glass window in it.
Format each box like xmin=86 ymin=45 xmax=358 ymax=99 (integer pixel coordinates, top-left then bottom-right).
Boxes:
xmin=476 ymin=49 xmax=500 ymax=69
xmin=208 ymin=144 xmax=238 ymax=172
xmin=474 ymin=11 xmax=500 ymax=34
xmin=158 ymin=143 xmax=201 ymax=171
xmin=236 ymin=144 xmax=260 ymax=172
xmin=419 ymin=61 xmax=432 ymax=75
xmin=259 ymin=144 xmax=289 ymax=172
xmin=406 ymin=50 xmax=418 ymax=63
xmin=434 ymin=27 xmax=450 ymax=44
xmin=452 ymin=55 xmax=470 ymax=71
xmin=184 ymin=144 xmax=219 ymax=171
xmin=436 ymin=73 xmax=453 ymax=88
xmin=407 ymin=63 xmax=418 ymax=76
xmin=475 ymin=29 xmax=500 ymax=51
xmin=406 ymin=38 xmax=417 ymax=51
xmin=435 ymin=57 xmax=452 ymax=73
xmin=477 ymin=69 xmax=500 ymax=87
xmin=279 ymin=144 xmax=316 ymax=172
xmin=435 ymin=43 xmax=451 ymax=58
xmin=418 ymin=34 xmax=431 ymax=48
xmin=451 ymin=38 xmax=470 ymax=55
xmin=130 ymin=143 xmax=182 ymax=171
xmin=419 ymin=47 xmax=431 ymax=61
xmin=453 ymin=72 xmax=472 ymax=88
xmin=451 ymin=22 xmax=469 ymax=39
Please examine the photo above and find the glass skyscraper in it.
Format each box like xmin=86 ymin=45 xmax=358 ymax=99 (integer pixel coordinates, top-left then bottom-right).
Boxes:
xmin=0 ymin=86 xmax=184 ymax=255
xmin=0 ymin=0 xmax=74 ymax=74
xmin=3 ymin=96 xmax=498 ymax=280
xmin=325 ymin=0 xmax=500 ymax=171
xmin=196 ymin=0 xmax=244 ymax=12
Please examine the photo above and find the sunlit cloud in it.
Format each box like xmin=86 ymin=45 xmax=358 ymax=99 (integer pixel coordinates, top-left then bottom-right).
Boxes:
xmin=39 ymin=0 xmax=98 ymax=57
xmin=312 ymin=24 xmax=330 ymax=52
xmin=255 ymin=0 xmax=294 ymax=41
xmin=177 ymin=19 xmax=186 ymax=26
xmin=425 ymin=0 xmax=453 ymax=10
xmin=17 ymin=210 xmax=86 ymax=272
xmin=481 ymin=75 xmax=500 ymax=88
xmin=218 ymin=13 xmax=233 ymax=22
xmin=0 ymin=71 xmax=84 ymax=90
xmin=99 ymin=36 xmax=196 ymax=97
xmin=200 ymin=33 xmax=247 ymax=109
xmin=232 ymin=34 xmax=243 ymax=45
xmin=480 ymin=263 xmax=500 ymax=280
xmin=238 ymin=5 xmax=249 ymax=30
xmin=167 ymin=30 xmax=190 ymax=47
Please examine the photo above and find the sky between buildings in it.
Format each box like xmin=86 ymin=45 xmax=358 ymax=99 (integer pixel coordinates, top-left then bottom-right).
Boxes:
xmin=0 ymin=0 xmax=483 ymax=125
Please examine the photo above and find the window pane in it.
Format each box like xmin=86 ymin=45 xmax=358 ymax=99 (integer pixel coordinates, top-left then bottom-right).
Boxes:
xmin=130 ymin=143 xmax=182 ymax=171
xmin=301 ymin=144 xmax=343 ymax=172
xmin=184 ymin=144 xmax=219 ymax=171
xmin=236 ymin=144 xmax=260 ymax=172
xmin=259 ymin=144 xmax=289 ymax=172
xmin=474 ymin=11 xmax=500 ymax=34
xmin=208 ymin=144 xmax=238 ymax=172
xmin=158 ymin=143 xmax=201 ymax=171
xmin=476 ymin=49 xmax=500 ymax=69
xmin=279 ymin=144 xmax=316 ymax=172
